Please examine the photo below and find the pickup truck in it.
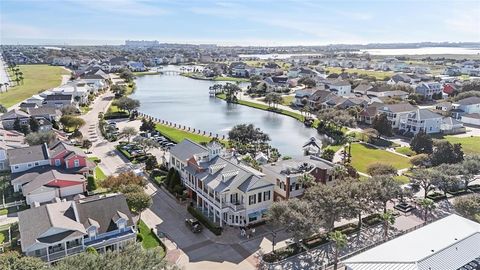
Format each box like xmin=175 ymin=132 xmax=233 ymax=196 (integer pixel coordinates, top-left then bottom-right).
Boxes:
xmin=185 ymin=218 xmax=202 ymax=233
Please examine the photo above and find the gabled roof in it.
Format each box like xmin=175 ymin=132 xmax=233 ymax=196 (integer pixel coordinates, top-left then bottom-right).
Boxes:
xmin=455 ymin=96 xmax=480 ymax=106
xmin=408 ymin=109 xmax=442 ymax=120
xmin=27 ymin=107 xmax=61 ymax=117
xmin=1 ymin=109 xmax=29 ymax=120
xmin=379 ymin=103 xmax=416 ymax=113
xmin=49 ymin=141 xmax=85 ymax=158
xmin=44 ymin=94 xmax=72 ymax=101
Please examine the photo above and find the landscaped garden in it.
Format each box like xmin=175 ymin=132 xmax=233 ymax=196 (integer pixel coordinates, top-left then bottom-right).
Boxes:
xmin=350 ymin=143 xmax=410 ymax=173
xmin=1 ymin=65 xmax=70 ymax=107
xmin=395 ymin=146 xmax=416 ymax=156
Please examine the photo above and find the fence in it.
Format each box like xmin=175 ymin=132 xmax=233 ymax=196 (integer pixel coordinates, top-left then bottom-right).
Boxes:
xmin=138 ymin=112 xmax=227 ymax=140
xmin=0 ymin=200 xmax=25 ymax=210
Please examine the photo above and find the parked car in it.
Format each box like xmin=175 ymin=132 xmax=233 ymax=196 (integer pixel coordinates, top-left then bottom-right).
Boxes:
xmin=185 ymin=218 xmax=202 ymax=233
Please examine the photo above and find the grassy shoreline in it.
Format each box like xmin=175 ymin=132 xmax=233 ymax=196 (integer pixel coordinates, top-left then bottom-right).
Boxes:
xmin=155 ymin=123 xmax=215 ymax=144
xmin=181 ymin=72 xmax=249 ymax=82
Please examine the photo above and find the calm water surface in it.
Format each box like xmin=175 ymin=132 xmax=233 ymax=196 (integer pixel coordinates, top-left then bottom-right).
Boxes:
xmin=131 ymin=74 xmax=322 ymax=155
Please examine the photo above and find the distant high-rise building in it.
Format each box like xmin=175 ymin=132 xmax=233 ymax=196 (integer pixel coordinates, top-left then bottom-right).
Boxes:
xmin=125 ymin=40 xmax=159 ymax=47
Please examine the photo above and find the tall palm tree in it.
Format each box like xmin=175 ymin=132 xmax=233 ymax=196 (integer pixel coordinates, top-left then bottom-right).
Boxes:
xmin=4 ymin=82 xmax=8 ymax=92
xmin=298 ymin=173 xmax=315 ymax=188
xmin=328 ymin=230 xmax=348 ymax=270
xmin=332 ymin=164 xmax=348 ymax=180
xmin=0 ymin=83 xmax=3 ymax=92
xmin=380 ymin=210 xmax=395 ymax=239
xmin=418 ymin=198 xmax=436 ymax=222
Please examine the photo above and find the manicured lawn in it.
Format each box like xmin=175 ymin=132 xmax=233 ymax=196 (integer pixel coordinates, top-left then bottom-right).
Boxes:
xmin=1 ymin=65 xmax=70 ymax=108
xmin=444 ymin=136 xmax=480 ymax=154
xmin=137 ymin=220 xmax=164 ymax=251
xmin=155 ymin=123 xmax=213 ymax=144
xmin=325 ymin=67 xmax=393 ymax=80
xmin=282 ymin=96 xmax=294 ymax=106
xmin=395 ymin=146 xmax=416 ymax=156
xmin=213 ymin=76 xmax=249 ymax=82
xmin=95 ymin=166 xmax=107 ymax=181
xmin=394 ymin=175 xmax=411 ymax=184
xmin=325 ymin=144 xmax=343 ymax=153
xmin=350 ymin=143 xmax=410 ymax=174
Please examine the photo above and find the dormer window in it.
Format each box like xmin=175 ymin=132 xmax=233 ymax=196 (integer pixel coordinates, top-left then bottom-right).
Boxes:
xmin=88 ymin=227 xmax=96 ymax=238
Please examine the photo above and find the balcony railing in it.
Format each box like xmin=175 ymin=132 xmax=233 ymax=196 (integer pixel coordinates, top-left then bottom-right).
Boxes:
xmin=223 ymin=202 xmax=245 ymax=212
xmin=36 ymin=245 xmax=84 ymax=262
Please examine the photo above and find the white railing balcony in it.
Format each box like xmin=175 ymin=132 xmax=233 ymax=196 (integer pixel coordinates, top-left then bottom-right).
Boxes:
xmin=224 ymin=202 xmax=245 ymax=212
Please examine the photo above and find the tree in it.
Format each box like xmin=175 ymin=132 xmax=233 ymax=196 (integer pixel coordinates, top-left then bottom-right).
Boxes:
xmin=82 ymin=139 xmax=93 ymax=150
xmin=366 ymin=163 xmax=397 ymax=176
xmin=321 ymin=148 xmax=335 ymax=161
xmin=328 ymin=230 xmax=348 ymax=270
xmin=362 ymin=128 xmax=379 ymax=143
xmin=101 ymin=172 xmax=146 ymax=190
xmin=119 ymin=185 xmax=152 ymax=213
xmin=304 ymin=183 xmax=350 ymax=231
xmin=119 ymin=69 xmax=134 ymax=82
xmin=453 ymin=194 xmax=480 ymax=222
xmin=164 ymin=167 xmax=175 ymax=188
xmin=298 ymin=77 xmax=316 ymax=88
xmin=60 ymin=115 xmax=86 ymax=131
xmin=121 ymin=126 xmax=138 ymax=143
xmin=298 ymin=173 xmax=315 ymax=188
xmin=368 ymin=175 xmax=402 ymax=212
xmin=133 ymin=136 xmax=159 ymax=155
xmin=344 ymin=179 xmax=374 ymax=229
xmin=372 ymin=113 xmax=392 ymax=137
xmin=13 ymin=117 xmax=21 ymax=132
xmin=223 ymin=82 xmax=241 ymax=103
xmin=145 ymin=155 xmax=158 ymax=170
xmin=87 ymin=175 xmax=97 ymax=191
xmin=380 ymin=210 xmax=395 ymax=239
xmin=24 ymin=131 xmax=57 ymax=146
xmin=20 ymin=124 xmax=31 ymax=135
xmin=267 ymin=199 xmax=319 ymax=244
xmin=0 ymin=104 xmax=7 ymax=113
xmin=410 ymin=153 xmax=430 ymax=168
xmin=410 ymin=168 xmax=434 ymax=198
xmin=264 ymin=93 xmax=282 ymax=109
xmin=52 ymin=243 xmax=172 ymax=270
xmin=410 ymin=131 xmax=433 ymax=154
xmin=168 ymin=169 xmax=181 ymax=191
xmin=61 ymin=105 xmax=79 ymax=115
xmin=140 ymin=118 xmax=156 ymax=132
xmin=460 ymin=155 xmax=480 ymax=189
xmin=418 ymin=198 xmax=436 ymax=221
xmin=114 ymin=97 xmax=140 ymax=114
xmin=28 ymin=117 xmax=40 ymax=132
xmin=0 ymin=251 xmax=47 ymax=270
xmin=228 ymin=124 xmax=270 ymax=154
xmin=111 ymin=84 xmax=127 ymax=97
xmin=430 ymin=140 xmax=464 ymax=166
xmin=431 ymin=163 xmax=462 ymax=197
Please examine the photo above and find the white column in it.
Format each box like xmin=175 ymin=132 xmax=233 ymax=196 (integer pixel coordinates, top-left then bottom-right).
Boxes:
xmin=46 ymin=247 xmax=50 ymax=262
xmin=213 ymin=210 xmax=216 ymax=223
xmin=64 ymin=242 xmax=67 ymax=256
xmin=207 ymin=204 xmax=210 ymax=217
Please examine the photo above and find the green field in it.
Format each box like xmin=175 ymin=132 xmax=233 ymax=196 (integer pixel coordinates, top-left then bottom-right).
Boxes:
xmin=325 ymin=67 xmax=393 ymax=80
xmin=137 ymin=220 xmax=166 ymax=258
xmin=1 ymin=65 xmax=70 ymax=108
xmin=350 ymin=143 xmax=410 ymax=173
xmin=444 ymin=136 xmax=480 ymax=154
xmin=281 ymin=96 xmax=294 ymax=106
xmin=155 ymin=123 xmax=213 ymax=144
xmin=395 ymin=146 xmax=416 ymax=156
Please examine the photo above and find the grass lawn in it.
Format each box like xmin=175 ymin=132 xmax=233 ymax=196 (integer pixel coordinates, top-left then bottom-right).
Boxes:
xmin=444 ymin=136 xmax=480 ymax=154
xmin=282 ymin=96 xmax=294 ymax=106
xmin=394 ymin=175 xmax=411 ymax=184
xmin=1 ymin=65 xmax=70 ymax=108
xmin=350 ymin=143 xmax=410 ymax=174
xmin=213 ymin=76 xmax=249 ymax=82
xmin=95 ymin=166 xmax=107 ymax=181
xmin=155 ymin=123 xmax=213 ymax=144
xmin=325 ymin=67 xmax=393 ymax=80
xmin=325 ymin=144 xmax=343 ymax=153
xmin=137 ymin=220 xmax=165 ymax=255
xmin=395 ymin=146 xmax=416 ymax=156
xmin=0 ymin=230 xmax=6 ymax=244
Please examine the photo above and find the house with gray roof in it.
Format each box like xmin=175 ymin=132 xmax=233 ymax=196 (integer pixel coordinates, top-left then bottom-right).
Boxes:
xmin=377 ymin=103 xmax=417 ymax=129
xmin=169 ymin=139 xmax=274 ymax=227
xmin=399 ymin=109 xmax=444 ymax=135
xmin=18 ymin=194 xmax=136 ymax=262
xmin=261 ymin=155 xmax=334 ymax=200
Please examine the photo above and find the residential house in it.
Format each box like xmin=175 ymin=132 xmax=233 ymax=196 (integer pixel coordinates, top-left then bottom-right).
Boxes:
xmin=461 ymin=113 xmax=480 ymax=126
xmin=366 ymin=86 xmax=408 ymax=100
xmin=294 ymin=88 xmax=319 ymax=106
xmin=377 ymin=103 xmax=416 ymax=129
xmin=169 ymin=139 xmax=274 ymax=227
xmin=441 ymin=117 xmax=466 ymax=134
xmin=452 ymin=97 xmax=480 ymax=119
xmin=325 ymin=79 xmax=351 ymax=96
xmin=18 ymin=194 xmax=136 ymax=262
xmin=344 ymin=214 xmax=480 ymax=270
xmin=127 ymin=61 xmax=146 ymax=72
xmin=352 ymin=83 xmax=373 ymax=95
xmin=27 ymin=107 xmax=62 ymax=123
xmin=307 ymin=89 xmax=335 ymax=109
xmin=415 ymin=82 xmax=443 ymax=100
xmin=387 ymin=73 xmax=414 ymax=85
xmin=399 ymin=109 xmax=443 ymax=135
xmin=261 ymin=155 xmax=334 ymax=200
xmin=43 ymin=94 xmax=74 ymax=109
xmin=1 ymin=109 xmax=30 ymax=130
xmin=229 ymin=62 xmax=249 ymax=77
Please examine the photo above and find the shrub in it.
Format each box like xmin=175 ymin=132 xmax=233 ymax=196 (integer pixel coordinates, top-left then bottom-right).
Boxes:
xmin=87 ymin=175 xmax=97 ymax=191
xmin=362 ymin=213 xmax=382 ymax=226
xmin=426 ymin=192 xmax=447 ymax=201
xmin=187 ymin=206 xmax=222 ymax=235
xmin=136 ymin=233 xmax=144 ymax=242
xmin=85 ymin=246 xmax=98 ymax=255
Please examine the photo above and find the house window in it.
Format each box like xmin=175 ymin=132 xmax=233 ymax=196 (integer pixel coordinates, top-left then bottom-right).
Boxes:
xmin=55 ymin=159 xmax=61 ymax=166
xmin=74 ymin=159 xmax=80 ymax=167
xmin=295 ymin=184 xmax=300 ymax=190
xmin=28 ymin=163 xmax=32 ymax=167
xmin=35 ymin=162 xmax=39 ymax=166
xmin=257 ymin=192 xmax=262 ymax=203
xmin=249 ymin=195 xmax=256 ymax=205
xmin=264 ymin=191 xmax=271 ymax=201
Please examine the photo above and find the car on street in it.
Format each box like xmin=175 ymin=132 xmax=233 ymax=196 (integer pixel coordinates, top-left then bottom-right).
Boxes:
xmin=185 ymin=218 xmax=202 ymax=233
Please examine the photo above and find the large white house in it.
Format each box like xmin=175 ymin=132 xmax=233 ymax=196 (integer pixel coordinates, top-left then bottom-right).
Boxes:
xmin=399 ymin=108 xmax=443 ymax=135
xmin=169 ymin=139 xmax=274 ymax=227
xmin=377 ymin=103 xmax=416 ymax=129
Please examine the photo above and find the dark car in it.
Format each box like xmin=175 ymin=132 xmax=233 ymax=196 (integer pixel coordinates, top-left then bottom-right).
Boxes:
xmin=185 ymin=218 xmax=202 ymax=233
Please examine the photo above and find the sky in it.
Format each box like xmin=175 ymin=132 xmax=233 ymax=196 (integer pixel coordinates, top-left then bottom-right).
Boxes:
xmin=1 ymin=0 xmax=479 ymax=46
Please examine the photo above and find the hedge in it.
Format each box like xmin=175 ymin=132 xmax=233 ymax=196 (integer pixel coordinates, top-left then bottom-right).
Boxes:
xmin=187 ymin=205 xmax=222 ymax=235
xmin=104 ymin=111 xmax=129 ymax=120
xmin=362 ymin=213 xmax=383 ymax=226
xmin=116 ymin=145 xmax=133 ymax=160
xmin=426 ymin=192 xmax=447 ymax=201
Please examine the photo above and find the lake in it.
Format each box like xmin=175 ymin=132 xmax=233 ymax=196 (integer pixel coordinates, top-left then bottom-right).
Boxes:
xmin=131 ymin=72 xmax=322 ymax=156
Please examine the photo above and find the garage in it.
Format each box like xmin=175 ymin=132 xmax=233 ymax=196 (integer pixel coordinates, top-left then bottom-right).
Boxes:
xmin=60 ymin=184 xmax=85 ymax=197
xmin=461 ymin=113 xmax=480 ymax=126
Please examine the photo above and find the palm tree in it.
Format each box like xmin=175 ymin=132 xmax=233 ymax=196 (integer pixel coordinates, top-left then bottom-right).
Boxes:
xmin=4 ymin=82 xmax=8 ymax=92
xmin=298 ymin=173 xmax=315 ymax=188
xmin=332 ymin=164 xmax=348 ymax=180
xmin=0 ymin=83 xmax=3 ymax=92
xmin=418 ymin=198 xmax=436 ymax=222
xmin=380 ymin=210 xmax=395 ymax=239
xmin=328 ymin=230 xmax=348 ymax=270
